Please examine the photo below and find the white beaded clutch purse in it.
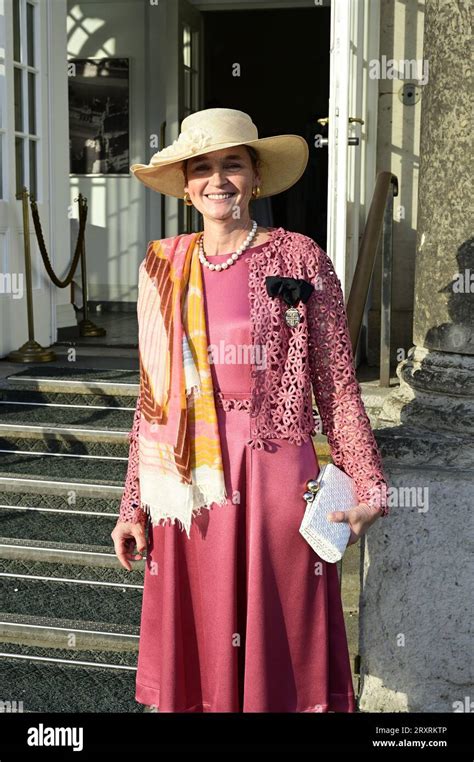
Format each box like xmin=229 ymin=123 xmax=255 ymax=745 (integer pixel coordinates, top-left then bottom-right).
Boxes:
xmin=299 ymin=463 xmax=357 ymax=563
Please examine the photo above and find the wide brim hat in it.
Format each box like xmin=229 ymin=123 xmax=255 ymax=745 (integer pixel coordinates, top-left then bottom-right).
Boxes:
xmin=130 ymin=108 xmax=309 ymax=199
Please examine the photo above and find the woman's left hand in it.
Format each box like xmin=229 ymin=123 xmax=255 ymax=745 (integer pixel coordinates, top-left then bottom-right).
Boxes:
xmin=327 ymin=502 xmax=382 ymax=546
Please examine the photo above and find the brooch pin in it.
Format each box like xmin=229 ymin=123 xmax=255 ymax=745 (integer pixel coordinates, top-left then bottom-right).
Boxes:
xmin=265 ymin=276 xmax=314 ymax=327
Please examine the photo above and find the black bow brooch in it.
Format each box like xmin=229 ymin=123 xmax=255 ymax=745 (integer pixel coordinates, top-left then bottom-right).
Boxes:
xmin=265 ymin=276 xmax=314 ymax=327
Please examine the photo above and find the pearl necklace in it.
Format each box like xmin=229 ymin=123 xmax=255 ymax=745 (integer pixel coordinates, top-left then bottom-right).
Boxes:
xmin=198 ymin=220 xmax=258 ymax=272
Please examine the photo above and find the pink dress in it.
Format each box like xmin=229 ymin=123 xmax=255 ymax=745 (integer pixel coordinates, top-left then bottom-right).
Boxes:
xmin=124 ymin=240 xmax=357 ymax=713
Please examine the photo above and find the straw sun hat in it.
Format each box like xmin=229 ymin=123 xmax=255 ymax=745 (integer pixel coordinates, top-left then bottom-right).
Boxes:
xmin=130 ymin=108 xmax=309 ymax=199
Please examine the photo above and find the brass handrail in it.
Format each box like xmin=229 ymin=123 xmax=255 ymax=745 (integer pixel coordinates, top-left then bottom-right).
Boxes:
xmin=346 ymin=171 xmax=398 ymax=386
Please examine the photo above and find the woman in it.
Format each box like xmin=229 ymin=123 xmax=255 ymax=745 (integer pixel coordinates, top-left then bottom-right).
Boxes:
xmin=111 ymin=108 xmax=389 ymax=713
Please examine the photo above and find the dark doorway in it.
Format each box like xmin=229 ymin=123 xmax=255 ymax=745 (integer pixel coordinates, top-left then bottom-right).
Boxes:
xmin=202 ymin=6 xmax=330 ymax=249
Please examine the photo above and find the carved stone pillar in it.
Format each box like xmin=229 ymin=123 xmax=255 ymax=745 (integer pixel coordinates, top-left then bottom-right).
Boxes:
xmin=359 ymin=0 xmax=473 ymax=712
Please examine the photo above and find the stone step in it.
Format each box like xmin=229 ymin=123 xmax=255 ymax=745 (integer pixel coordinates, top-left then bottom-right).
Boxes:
xmin=357 ymin=382 xmax=394 ymax=428
xmin=0 ymin=480 xmax=123 ymax=505
xmin=0 ymin=492 xmax=120 ymax=548
xmin=4 ymin=366 xmax=140 ymax=385
xmin=312 ymin=435 xmax=332 ymax=464
xmin=0 ymin=386 xmax=138 ymax=408
xmin=0 ymin=612 xmax=139 ymax=652
xmin=0 ymin=641 xmax=140 ymax=712
xmin=0 ymin=432 xmax=131 ymax=458
xmin=0 ymin=371 xmax=138 ymax=463
xmin=0 ymin=554 xmax=143 ymax=712
xmin=0 ymin=557 xmax=143 ymax=628
xmin=0 ymin=399 xmax=135 ymax=432
xmin=0 ymin=449 xmax=128 ymax=487
xmin=1 ymin=369 xmax=385 ymax=424
xmin=0 ymin=369 xmax=139 ymax=407
xmin=340 ymin=542 xmax=361 ymax=613
xmin=0 ymin=536 xmax=136 ymax=568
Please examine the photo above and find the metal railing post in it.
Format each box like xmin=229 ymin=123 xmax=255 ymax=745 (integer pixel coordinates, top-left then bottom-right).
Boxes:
xmin=379 ymin=179 xmax=396 ymax=386
xmin=346 ymin=172 xmax=398 ymax=384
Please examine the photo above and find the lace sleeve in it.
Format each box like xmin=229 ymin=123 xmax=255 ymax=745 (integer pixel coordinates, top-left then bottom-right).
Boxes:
xmin=118 ymin=392 xmax=148 ymax=524
xmin=306 ymin=242 xmax=389 ymax=516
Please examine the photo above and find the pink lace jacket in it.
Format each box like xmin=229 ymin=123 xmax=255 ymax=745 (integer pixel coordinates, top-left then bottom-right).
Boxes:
xmin=118 ymin=227 xmax=390 ymax=525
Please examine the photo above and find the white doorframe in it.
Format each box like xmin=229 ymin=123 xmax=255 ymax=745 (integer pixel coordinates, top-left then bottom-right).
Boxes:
xmin=327 ymin=0 xmax=350 ymax=296
xmin=0 ymin=0 xmax=56 ymax=357
xmin=167 ymin=0 xmax=381 ymax=338
xmin=191 ymin=0 xmax=321 ymax=9
xmin=327 ymin=0 xmax=380 ymax=306
xmin=165 ymin=0 xmax=203 ymax=237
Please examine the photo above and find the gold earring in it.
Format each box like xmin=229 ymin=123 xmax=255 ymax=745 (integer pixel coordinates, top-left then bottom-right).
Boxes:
xmin=251 ymin=186 xmax=261 ymax=199
xmin=183 ymin=192 xmax=193 ymax=206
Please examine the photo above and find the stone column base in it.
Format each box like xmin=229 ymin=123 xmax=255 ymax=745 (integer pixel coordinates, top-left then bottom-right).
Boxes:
xmin=358 ymin=346 xmax=473 ymax=712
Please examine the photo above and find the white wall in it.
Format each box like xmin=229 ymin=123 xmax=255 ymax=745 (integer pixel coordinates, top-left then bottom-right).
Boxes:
xmin=48 ymin=0 xmax=75 ymax=332
xmin=368 ymin=0 xmax=424 ymax=363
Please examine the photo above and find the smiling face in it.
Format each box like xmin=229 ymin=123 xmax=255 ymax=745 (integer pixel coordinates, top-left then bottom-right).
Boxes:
xmin=183 ymin=145 xmax=260 ymax=222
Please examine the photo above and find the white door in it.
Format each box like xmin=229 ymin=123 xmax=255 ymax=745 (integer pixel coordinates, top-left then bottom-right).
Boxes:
xmin=164 ymin=0 xmax=203 ymax=237
xmin=326 ymin=0 xmax=380 ymax=309
xmin=0 ymin=0 xmax=53 ymax=358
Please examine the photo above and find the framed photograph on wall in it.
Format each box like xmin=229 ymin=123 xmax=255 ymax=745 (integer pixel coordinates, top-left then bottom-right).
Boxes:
xmin=68 ymin=57 xmax=130 ymax=176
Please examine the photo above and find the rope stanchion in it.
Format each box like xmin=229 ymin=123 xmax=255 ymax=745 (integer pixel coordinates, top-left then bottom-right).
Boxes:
xmin=31 ymin=190 xmax=106 ymax=338
xmin=7 ymin=187 xmax=57 ymax=363
xmin=30 ymin=192 xmax=86 ymax=288
xmin=8 ymin=188 xmax=107 ymax=363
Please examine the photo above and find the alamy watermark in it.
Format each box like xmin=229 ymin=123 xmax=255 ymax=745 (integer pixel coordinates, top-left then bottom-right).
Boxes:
xmin=208 ymin=341 xmax=266 ymax=369
xmin=369 ymin=55 xmax=429 ymax=84
xmin=0 ymin=272 xmax=23 ymax=299
xmin=368 ymin=484 xmax=430 ymax=513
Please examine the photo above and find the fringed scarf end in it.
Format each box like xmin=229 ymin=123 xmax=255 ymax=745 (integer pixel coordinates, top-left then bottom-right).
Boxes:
xmin=142 ymin=501 xmax=194 ymax=539
xmin=140 ymin=484 xmax=227 ymax=540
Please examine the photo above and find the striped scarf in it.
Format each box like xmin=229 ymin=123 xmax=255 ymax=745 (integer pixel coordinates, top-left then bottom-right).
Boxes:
xmin=137 ymin=232 xmax=227 ymax=538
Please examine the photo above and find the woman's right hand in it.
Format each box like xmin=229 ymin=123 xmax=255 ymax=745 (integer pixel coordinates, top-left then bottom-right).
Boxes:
xmin=111 ymin=520 xmax=147 ymax=571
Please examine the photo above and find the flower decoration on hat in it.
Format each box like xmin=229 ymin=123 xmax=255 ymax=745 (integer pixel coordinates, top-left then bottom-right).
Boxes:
xmin=150 ymin=127 xmax=214 ymax=163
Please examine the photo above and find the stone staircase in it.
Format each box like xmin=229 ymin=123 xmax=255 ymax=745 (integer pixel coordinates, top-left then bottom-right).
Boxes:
xmin=0 ymin=367 xmax=143 ymax=712
xmin=0 ymin=363 xmax=394 ymax=712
